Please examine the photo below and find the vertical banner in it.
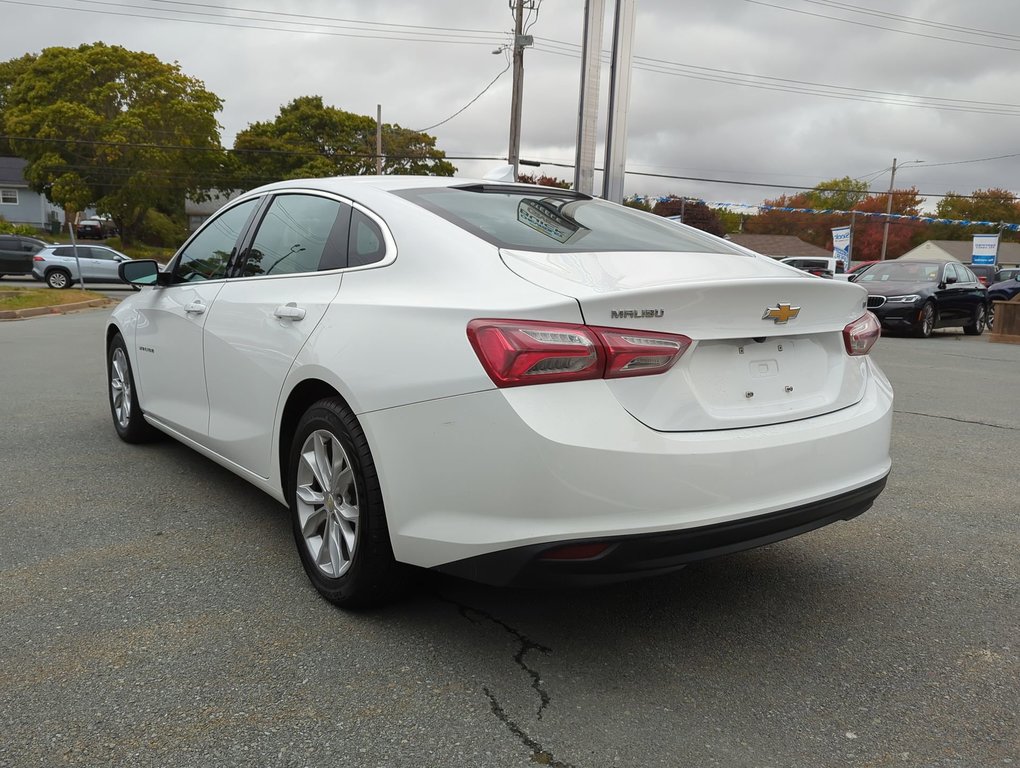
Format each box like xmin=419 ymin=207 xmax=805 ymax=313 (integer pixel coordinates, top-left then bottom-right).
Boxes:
xmin=832 ymin=226 xmax=852 ymax=267
xmin=971 ymin=233 xmax=998 ymax=265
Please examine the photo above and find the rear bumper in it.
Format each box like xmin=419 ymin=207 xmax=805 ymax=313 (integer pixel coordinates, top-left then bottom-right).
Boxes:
xmin=433 ymin=475 xmax=887 ymax=586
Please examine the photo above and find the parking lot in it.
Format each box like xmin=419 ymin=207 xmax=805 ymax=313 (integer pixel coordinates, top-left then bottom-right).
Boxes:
xmin=1 ymin=308 xmax=1017 ymax=768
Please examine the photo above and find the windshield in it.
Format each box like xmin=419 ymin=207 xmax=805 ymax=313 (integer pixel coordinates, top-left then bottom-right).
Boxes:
xmin=394 ymin=184 xmax=744 ymax=254
xmin=857 ymin=262 xmax=940 ymax=283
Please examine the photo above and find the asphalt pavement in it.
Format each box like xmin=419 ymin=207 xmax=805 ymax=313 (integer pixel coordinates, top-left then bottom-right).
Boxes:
xmin=0 ymin=308 xmax=1017 ymax=768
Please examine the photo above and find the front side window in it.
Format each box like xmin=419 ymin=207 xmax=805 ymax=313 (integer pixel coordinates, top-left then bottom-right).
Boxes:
xmin=394 ymin=184 xmax=744 ymax=255
xmin=1 ymin=189 xmax=17 ymax=204
xmin=240 ymin=194 xmax=350 ymax=277
xmin=176 ymin=198 xmax=259 ymax=282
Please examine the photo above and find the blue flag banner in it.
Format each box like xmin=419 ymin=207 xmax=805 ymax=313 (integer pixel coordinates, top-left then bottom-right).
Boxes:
xmin=626 ymin=195 xmax=1020 ymax=232
xmin=971 ymin=234 xmax=998 ymax=265
xmin=832 ymin=226 xmax=852 ymax=267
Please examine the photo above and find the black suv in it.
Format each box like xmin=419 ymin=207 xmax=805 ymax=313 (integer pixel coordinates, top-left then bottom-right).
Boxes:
xmin=0 ymin=234 xmax=49 ymax=279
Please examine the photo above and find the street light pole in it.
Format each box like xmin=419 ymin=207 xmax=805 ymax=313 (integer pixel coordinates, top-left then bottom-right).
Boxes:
xmin=879 ymin=158 xmax=923 ymax=261
xmin=879 ymin=157 xmax=897 ymax=262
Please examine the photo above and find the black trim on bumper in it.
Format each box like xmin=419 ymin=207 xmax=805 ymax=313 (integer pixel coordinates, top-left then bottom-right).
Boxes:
xmin=432 ymin=475 xmax=888 ymax=587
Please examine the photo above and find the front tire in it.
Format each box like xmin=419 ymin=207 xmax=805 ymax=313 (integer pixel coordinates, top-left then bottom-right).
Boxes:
xmin=289 ymin=398 xmax=402 ymax=608
xmin=107 ymin=333 xmax=160 ymax=443
xmin=963 ymin=303 xmax=987 ymax=336
xmin=914 ymin=301 xmax=936 ymax=338
xmin=46 ymin=269 xmax=71 ymax=290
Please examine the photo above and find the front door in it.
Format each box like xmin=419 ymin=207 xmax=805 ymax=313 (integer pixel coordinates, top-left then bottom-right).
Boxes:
xmin=132 ymin=198 xmax=262 ymax=442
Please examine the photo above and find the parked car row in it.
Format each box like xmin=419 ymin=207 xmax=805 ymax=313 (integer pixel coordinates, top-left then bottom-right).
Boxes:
xmin=0 ymin=236 xmax=135 ymax=287
xmin=850 ymin=260 xmax=990 ymax=338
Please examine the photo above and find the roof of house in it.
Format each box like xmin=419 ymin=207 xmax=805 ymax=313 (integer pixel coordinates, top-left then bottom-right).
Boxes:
xmin=0 ymin=156 xmax=29 ymax=187
xmin=726 ymin=233 xmax=832 ymax=258
xmin=900 ymin=239 xmax=1020 ymax=266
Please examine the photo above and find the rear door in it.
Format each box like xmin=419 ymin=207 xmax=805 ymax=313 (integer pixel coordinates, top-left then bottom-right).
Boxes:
xmin=82 ymin=246 xmax=123 ymax=281
xmin=202 ymin=192 xmax=354 ymax=477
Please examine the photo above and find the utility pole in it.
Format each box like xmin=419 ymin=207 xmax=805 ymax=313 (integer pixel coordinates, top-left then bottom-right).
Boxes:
xmin=602 ymin=0 xmax=635 ymax=203
xmin=573 ymin=0 xmax=605 ymax=195
xmin=376 ymin=104 xmax=383 ymax=175
xmin=507 ymin=0 xmax=527 ymax=180
xmin=879 ymin=157 xmax=897 ymax=261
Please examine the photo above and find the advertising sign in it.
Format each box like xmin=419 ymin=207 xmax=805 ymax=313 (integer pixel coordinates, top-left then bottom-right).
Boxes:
xmin=971 ymin=233 xmax=998 ymax=265
xmin=832 ymin=226 xmax=852 ymax=267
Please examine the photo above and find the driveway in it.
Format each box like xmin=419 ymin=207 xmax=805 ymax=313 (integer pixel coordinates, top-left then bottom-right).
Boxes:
xmin=0 ymin=310 xmax=1016 ymax=767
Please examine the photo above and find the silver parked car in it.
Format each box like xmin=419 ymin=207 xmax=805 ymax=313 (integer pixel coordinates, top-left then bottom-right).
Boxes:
xmin=31 ymin=244 xmax=131 ymax=288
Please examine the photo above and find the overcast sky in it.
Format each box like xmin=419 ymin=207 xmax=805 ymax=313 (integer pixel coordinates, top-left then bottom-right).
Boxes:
xmin=5 ymin=0 xmax=1020 ymax=212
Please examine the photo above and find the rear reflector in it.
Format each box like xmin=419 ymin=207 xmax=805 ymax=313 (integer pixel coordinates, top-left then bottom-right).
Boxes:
xmin=540 ymin=542 xmax=611 ymax=560
xmin=467 ymin=319 xmax=691 ymax=387
xmin=842 ymin=312 xmax=881 ymax=356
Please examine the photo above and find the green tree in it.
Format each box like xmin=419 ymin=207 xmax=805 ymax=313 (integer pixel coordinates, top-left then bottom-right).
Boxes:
xmin=0 ymin=53 xmax=37 ymax=156
xmin=231 ymin=96 xmax=454 ymax=186
xmin=3 ymin=43 xmax=225 ymax=244
xmin=929 ymin=188 xmax=1020 ymax=242
xmin=805 ymin=176 xmax=869 ymax=211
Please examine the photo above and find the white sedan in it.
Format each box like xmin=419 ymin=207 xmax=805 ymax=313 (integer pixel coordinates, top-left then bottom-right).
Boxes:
xmin=106 ymin=175 xmax=892 ymax=608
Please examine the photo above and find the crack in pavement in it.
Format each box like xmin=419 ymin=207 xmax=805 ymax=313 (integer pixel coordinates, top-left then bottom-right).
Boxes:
xmin=442 ymin=597 xmax=575 ymax=766
xmin=894 ymin=409 xmax=1018 ymax=431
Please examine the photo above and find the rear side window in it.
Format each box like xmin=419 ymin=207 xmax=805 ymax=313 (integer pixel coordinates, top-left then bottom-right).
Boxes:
xmin=348 ymin=210 xmax=386 ymax=267
xmin=394 ymin=185 xmax=742 ymax=254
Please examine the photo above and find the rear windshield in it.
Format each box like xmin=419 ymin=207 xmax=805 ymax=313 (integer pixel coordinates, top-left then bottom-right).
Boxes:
xmin=394 ymin=184 xmax=743 ymax=254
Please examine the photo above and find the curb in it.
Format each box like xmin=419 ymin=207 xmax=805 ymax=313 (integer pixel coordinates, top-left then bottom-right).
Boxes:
xmin=0 ymin=298 xmax=113 ymax=320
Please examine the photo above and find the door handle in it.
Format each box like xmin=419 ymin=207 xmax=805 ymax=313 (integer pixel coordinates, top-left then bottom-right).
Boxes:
xmin=184 ymin=301 xmax=206 ymax=315
xmin=274 ymin=303 xmax=306 ymax=321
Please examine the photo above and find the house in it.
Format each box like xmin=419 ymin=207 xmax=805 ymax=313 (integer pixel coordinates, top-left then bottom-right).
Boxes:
xmin=899 ymin=239 xmax=1020 ymax=266
xmin=185 ymin=189 xmax=242 ymax=233
xmin=725 ymin=233 xmax=832 ymax=259
xmin=0 ymin=156 xmax=63 ymax=230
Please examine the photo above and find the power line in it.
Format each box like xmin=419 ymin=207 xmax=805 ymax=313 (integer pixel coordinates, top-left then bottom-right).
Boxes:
xmin=744 ymin=0 xmax=1020 ymax=53
xmin=532 ymin=36 xmax=1020 ymax=116
xmin=413 ymin=59 xmax=512 ymax=133
xmin=0 ymin=0 xmax=506 ymax=45
xmin=800 ymin=0 xmax=1020 ymax=44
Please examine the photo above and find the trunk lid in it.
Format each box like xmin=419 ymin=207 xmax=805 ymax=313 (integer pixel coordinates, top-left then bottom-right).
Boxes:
xmin=500 ymin=248 xmax=872 ymax=431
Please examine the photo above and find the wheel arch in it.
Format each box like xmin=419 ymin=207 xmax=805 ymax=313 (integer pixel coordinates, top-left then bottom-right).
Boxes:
xmin=278 ymin=378 xmax=351 ymax=498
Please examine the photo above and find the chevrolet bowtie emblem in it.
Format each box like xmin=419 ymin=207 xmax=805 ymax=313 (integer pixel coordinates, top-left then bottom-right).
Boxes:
xmin=762 ymin=303 xmax=801 ymax=324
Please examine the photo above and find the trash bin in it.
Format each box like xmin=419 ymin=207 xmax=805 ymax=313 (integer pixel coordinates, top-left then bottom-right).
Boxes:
xmin=49 ymin=220 xmax=61 ymax=235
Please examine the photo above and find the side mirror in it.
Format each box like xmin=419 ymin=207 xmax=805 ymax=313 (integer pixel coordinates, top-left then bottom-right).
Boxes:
xmin=945 ymin=275 xmax=958 ymax=285
xmin=119 ymin=259 xmax=164 ymax=286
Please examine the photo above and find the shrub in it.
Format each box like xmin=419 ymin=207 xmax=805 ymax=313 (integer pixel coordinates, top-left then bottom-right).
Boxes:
xmin=137 ymin=210 xmax=187 ymax=248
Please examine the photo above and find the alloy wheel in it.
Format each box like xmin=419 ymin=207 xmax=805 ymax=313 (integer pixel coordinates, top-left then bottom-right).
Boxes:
xmin=110 ymin=347 xmax=132 ymax=429
xmin=295 ymin=429 xmax=360 ymax=578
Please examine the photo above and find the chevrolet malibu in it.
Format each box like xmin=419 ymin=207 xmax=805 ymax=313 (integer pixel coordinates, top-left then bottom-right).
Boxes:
xmin=106 ymin=175 xmax=892 ymax=608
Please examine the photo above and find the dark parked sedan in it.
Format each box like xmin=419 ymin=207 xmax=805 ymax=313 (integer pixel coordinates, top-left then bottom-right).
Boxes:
xmin=853 ymin=260 xmax=989 ymax=338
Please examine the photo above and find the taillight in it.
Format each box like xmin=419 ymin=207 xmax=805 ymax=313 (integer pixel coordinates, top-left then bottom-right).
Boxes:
xmin=467 ymin=319 xmax=691 ymax=387
xmin=33 ymin=255 xmax=44 ymax=261
xmin=591 ymin=326 xmax=692 ymax=378
xmin=843 ymin=312 xmax=881 ymax=356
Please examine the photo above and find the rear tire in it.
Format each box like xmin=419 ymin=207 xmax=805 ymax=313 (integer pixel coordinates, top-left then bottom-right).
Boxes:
xmin=288 ymin=398 xmax=403 ymax=608
xmin=963 ymin=303 xmax=987 ymax=336
xmin=46 ymin=269 xmax=71 ymax=290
